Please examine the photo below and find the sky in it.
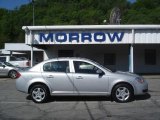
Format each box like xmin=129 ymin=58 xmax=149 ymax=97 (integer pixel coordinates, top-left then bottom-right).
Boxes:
xmin=0 ymin=0 xmax=30 ymax=10
xmin=0 ymin=0 xmax=136 ymax=10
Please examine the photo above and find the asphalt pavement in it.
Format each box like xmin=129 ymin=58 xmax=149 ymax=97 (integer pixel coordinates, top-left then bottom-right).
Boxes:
xmin=0 ymin=77 xmax=160 ymax=120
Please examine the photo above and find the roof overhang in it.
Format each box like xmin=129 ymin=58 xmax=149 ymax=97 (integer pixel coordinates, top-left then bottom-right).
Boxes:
xmin=22 ymin=25 xmax=160 ymax=31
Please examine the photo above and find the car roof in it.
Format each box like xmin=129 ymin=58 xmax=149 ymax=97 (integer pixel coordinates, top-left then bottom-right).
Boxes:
xmin=44 ymin=57 xmax=92 ymax=62
xmin=30 ymin=57 xmax=93 ymax=71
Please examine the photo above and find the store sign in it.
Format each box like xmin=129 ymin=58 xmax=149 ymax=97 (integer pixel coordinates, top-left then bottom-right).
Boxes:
xmin=38 ymin=32 xmax=124 ymax=43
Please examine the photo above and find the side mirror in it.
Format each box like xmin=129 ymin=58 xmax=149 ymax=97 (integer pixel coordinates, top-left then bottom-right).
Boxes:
xmin=97 ymin=69 xmax=105 ymax=76
xmin=2 ymin=65 xmax=5 ymax=68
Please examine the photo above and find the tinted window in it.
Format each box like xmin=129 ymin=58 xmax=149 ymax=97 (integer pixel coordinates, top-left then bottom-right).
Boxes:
xmin=43 ymin=61 xmax=69 ymax=72
xmin=104 ymin=53 xmax=116 ymax=65
xmin=0 ymin=57 xmax=6 ymax=62
xmin=58 ymin=50 xmax=73 ymax=57
xmin=74 ymin=61 xmax=99 ymax=74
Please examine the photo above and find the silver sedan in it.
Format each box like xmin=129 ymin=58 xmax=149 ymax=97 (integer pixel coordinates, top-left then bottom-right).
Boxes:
xmin=0 ymin=62 xmax=20 ymax=79
xmin=16 ymin=58 xmax=148 ymax=103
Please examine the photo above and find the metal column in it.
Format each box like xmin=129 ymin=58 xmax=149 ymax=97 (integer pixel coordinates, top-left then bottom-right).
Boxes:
xmin=129 ymin=29 xmax=135 ymax=73
xmin=30 ymin=0 xmax=35 ymax=67
xmin=129 ymin=44 xmax=134 ymax=73
xmin=31 ymin=45 xmax=33 ymax=67
xmin=30 ymin=30 xmax=33 ymax=67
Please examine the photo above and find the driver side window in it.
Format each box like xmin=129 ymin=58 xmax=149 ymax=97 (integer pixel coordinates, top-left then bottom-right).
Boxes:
xmin=73 ymin=61 xmax=101 ymax=74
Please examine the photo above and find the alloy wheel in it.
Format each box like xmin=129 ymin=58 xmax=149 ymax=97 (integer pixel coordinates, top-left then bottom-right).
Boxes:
xmin=116 ymin=87 xmax=130 ymax=102
xmin=32 ymin=87 xmax=46 ymax=102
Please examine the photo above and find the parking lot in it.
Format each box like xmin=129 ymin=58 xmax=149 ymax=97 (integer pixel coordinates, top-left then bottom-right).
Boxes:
xmin=0 ymin=76 xmax=160 ymax=120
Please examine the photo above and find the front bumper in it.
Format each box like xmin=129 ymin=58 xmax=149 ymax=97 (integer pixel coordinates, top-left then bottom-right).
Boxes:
xmin=134 ymin=80 xmax=148 ymax=95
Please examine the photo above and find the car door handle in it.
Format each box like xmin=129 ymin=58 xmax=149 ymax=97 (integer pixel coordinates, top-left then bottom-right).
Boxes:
xmin=47 ymin=75 xmax=54 ymax=78
xmin=76 ymin=76 xmax=83 ymax=79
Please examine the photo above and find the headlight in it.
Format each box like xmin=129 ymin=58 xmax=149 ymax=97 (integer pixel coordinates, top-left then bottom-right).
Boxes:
xmin=135 ymin=77 xmax=144 ymax=83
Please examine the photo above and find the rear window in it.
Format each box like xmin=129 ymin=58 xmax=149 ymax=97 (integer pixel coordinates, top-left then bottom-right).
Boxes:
xmin=10 ymin=56 xmax=18 ymax=61
xmin=43 ymin=61 xmax=69 ymax=73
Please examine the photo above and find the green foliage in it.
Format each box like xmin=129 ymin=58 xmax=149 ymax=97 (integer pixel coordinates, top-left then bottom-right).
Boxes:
xmin=122 ymin=0 xmax=160 ymax=24
xmin=0 ymin=0 xmax=159 ymax=48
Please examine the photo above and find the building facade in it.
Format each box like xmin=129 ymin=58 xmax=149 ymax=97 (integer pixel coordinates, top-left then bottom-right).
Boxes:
xmin=23 ymin=25 xmax=160 ymax=74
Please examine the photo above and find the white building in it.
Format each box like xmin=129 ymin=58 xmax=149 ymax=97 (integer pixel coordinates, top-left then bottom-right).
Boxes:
xmin=0 ymin=43 xmax=44 ymax=65
xmin=22 ymin=25 xmax=160 ymax=74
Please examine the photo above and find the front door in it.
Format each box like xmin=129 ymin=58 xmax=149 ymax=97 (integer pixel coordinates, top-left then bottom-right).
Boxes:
xmin=72 ymin=61 xmax=109 ymax=95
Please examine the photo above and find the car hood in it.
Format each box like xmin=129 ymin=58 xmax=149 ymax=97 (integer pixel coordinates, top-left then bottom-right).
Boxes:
xmin=114 ymin=71 xmax=139 ymax=78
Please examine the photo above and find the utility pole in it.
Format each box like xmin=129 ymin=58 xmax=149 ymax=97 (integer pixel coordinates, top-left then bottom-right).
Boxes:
xmin=31 ymin=0 xmax=35 ymax=67
xmin=32 ymin=0 xmax=35 ymax=25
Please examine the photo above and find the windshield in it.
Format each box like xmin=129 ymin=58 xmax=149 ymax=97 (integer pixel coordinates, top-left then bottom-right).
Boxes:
xmin=3 ymin=62 xmax=15 ymax=67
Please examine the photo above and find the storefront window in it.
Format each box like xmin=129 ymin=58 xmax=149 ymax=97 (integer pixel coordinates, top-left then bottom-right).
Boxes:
xmin=145 ymin=49 xmax=156 ymax=65
xmin=104 ymin=53 xmax=116 ymax=65
xmin=0 ymin=57 xmax=6 ymax=62
xmin=58 ymin=50 xmax=73 ymax=57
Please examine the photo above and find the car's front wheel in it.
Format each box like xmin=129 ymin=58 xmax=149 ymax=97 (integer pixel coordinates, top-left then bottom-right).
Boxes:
xmin=30 ymin=84 xmax=49 ymax=103
xmin=112 ymin=84 xmax=133 ymax=103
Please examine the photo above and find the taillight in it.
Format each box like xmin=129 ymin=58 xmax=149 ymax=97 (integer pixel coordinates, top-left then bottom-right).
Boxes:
xmin=26 ymin=61 xmax=30 ymax=66
xmin=16 ymin=72 xmax=21 ymax=79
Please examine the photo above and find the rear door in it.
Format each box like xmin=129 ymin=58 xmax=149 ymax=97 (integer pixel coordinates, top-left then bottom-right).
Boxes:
xmin=42 ymin=60 xmax=74 ymax=95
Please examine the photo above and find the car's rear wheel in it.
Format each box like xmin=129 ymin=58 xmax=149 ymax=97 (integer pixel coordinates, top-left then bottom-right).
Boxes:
xmin=112 ymin=84 xmax=133 ymax=103
xmin=30 ymin=84 xmax=49 ymax=103
xmin=8 ymin=70 xmax=17 ymax=79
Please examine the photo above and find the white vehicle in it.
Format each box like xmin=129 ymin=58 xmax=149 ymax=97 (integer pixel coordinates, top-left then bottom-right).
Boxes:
xmin=0 ymin=56 xmax=30 ymax=68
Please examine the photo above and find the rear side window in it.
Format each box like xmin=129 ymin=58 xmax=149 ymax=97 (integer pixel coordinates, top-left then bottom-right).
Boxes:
xmin=43 ymin=61 xmax=69 ymax=73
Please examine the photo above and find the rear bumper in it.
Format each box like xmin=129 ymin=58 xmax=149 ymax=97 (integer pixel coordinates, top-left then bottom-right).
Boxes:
xmin=16 ymin=78 xmax=28 ymax=93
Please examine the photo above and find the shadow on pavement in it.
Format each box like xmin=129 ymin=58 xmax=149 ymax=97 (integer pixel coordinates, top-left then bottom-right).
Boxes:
xmin=0 ymin=77 xmax=9 ymax=78
xmin=26 ymin=93 xmax=151 ymax=103
xmin=134 ymin=93 xmax=151 ymax=101
xmin=26 ymin=95 xmax=112 ymax=102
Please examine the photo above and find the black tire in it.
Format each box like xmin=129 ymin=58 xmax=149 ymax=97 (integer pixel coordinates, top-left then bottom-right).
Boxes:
xmin=8 ymin=70 xmax=17 ymax=79
xmin=112 ymin=84 xmax=133 ymax=103
xmin=30 ymin=84 xmax=49 ymax=103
